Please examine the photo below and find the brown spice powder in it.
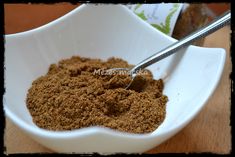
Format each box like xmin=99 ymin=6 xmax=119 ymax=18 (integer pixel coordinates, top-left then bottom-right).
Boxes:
xmin=26 ymin=56 xmax=168 ymax=134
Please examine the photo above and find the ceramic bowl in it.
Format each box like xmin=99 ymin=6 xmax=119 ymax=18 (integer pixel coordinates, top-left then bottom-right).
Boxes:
xmin=4 ymin=4 xmax=226 ymax=153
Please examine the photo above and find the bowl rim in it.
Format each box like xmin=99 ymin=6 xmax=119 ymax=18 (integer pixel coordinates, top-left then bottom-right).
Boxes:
xmin=4 ymin=4 xmax=226 ymax=140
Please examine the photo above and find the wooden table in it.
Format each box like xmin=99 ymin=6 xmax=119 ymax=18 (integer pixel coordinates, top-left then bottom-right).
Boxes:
xmin=4 ymin=3 xmax=231 ymax=154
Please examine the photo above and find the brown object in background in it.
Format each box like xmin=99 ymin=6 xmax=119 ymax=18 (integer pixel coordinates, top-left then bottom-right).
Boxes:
xmin=207 ymin=3 xmax=230 ymax=16
xmin=172 ymin=4 xmax=208 ymax=46
xmin=172 ymin=3 xmax=230 ymax=45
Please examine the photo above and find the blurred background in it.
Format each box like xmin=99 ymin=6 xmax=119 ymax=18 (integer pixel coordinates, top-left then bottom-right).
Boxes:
xmin=4 ymin=3 xmax=230 ymax=35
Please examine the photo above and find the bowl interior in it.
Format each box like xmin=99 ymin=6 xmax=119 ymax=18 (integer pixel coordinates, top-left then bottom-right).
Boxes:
xmin=4 ymin=4 xmax=225 ymax=137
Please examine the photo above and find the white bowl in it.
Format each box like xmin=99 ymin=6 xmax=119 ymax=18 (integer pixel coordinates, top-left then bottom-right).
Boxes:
xmin=4 ymin=4 xmax=226 ymax=153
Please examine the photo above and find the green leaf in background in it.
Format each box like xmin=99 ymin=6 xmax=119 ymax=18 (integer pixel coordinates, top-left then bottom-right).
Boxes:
xmin=134 ymin=4 xmax=142 ymax=11
xmin=136 ymin=10 xmax=147 ymax=21
xmin=151 ymin=23 xmax=167 ymax=34
xmin=134 ymin=4 xmax=148 ymax=21
xmin=151 ymin=4 xmax=179 ymax=35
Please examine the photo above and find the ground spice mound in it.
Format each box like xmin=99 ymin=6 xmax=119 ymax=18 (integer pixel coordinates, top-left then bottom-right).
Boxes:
xmin=26 ymin=56 xmax=168 ymax=134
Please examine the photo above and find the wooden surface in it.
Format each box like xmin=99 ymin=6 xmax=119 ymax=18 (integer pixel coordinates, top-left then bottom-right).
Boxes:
xmin=4 ymin=3 xmax=231 ymax=154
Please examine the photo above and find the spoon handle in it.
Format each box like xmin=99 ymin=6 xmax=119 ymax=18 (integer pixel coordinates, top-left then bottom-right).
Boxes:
xmin=131 ymin=11 xmax=231 ymax=74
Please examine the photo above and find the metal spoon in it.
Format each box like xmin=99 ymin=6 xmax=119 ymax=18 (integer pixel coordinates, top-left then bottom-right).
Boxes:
xmin=108 ymin=11 xmax=230 ymax=91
